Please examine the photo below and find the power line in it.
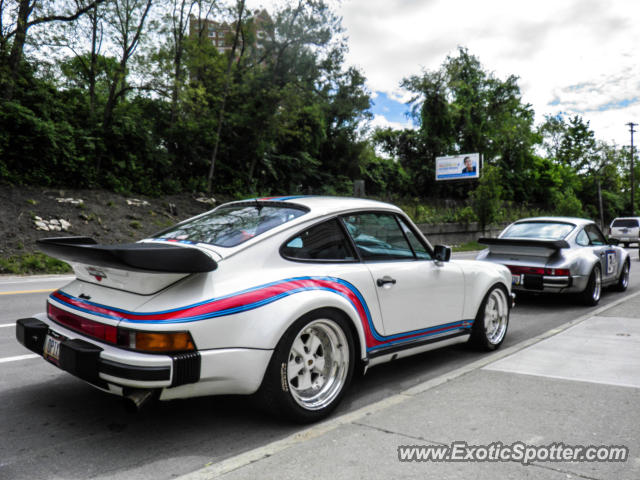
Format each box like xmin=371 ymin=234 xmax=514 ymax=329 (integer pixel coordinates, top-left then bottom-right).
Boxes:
xmin=627 ymin=122 xmax=636 ymax=216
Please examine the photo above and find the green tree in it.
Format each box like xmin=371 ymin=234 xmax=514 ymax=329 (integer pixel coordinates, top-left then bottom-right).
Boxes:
xmin=393 ymin=47 xmax=537 ymax=201
xmin=470 ymin=164 xmax=502 ymax=232
xmin=0 ymin=0 xmax=108 ymax=99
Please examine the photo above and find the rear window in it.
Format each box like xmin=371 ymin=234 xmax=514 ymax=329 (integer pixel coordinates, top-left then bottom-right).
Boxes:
xmin=155 ymin=203 xmax=308 ymax=247
xmin=501 ymin=222 xmax=575 ymax=240
xmin=612 ymin=219 xmax=639 ymax=228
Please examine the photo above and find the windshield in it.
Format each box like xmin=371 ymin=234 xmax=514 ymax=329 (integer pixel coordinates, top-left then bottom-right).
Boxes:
xmin=612 ymin=219 xmax=639 ymax=228
xmin=155 ymin=203 xmax=308 ymax=247
xmin=501 ymin=221 xmax=575 ymax=240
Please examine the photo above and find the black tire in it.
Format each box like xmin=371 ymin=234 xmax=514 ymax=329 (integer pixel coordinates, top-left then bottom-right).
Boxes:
xmin=257 ymin=309 xmax=355 ymax=423
xmin=614 ymin=259 xmax=630 ymax=292
xmin=580 ymin=265 xmax=602 ymax=306
xmin=469 ymin=285 xmax=510 ymax=351
xmin=623 ymin=242 xmax=629 ymax=248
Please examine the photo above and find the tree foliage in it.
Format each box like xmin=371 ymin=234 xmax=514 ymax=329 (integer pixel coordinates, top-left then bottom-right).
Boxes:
xmin=0 ymin=8 xmax=634 ymax=225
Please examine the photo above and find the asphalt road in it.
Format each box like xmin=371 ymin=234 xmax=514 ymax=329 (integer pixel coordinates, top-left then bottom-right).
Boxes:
xmin=1 ymin=253 xmax=639 ymax=480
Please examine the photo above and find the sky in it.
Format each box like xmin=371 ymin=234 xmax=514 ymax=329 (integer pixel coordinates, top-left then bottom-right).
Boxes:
xmin=251 ymin=0 xmax=640 ymax=146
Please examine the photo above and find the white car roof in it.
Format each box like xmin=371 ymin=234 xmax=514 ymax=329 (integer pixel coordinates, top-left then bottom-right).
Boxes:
xmin=177 ymin=196 xmax=406 ymax=258
xmin=512 ymin=216 xmax=594 ymax=227
xmin=229 ymin=195 xmax=403 ymax=218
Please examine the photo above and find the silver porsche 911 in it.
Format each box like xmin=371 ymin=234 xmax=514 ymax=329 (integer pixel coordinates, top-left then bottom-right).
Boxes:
xmin=477 ymin=217 xmax=631 ymax=305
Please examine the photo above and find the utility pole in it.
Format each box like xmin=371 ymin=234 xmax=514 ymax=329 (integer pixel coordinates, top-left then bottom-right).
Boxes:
xmin=627 ymin=122 xmax=637 ymax=215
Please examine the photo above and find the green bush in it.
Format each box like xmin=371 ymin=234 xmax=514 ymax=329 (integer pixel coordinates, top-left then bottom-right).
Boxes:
xmin=0 ymin=253 xmax=72 ymax=274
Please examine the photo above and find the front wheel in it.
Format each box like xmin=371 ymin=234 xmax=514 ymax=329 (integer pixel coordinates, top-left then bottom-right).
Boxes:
xmin=469 ymin=285 xmax=510 ymax=351
xmin=258 ymin=309 xmax=354 ymax=423
xmin=580 ymin=265 xmax=602 ymax=306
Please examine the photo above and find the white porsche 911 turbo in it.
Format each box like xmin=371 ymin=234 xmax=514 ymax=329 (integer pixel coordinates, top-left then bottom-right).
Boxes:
xmin=16 ymin=196 xmax=513 ymax=422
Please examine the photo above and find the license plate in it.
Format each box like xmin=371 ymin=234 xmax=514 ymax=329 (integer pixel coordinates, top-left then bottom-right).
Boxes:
xmin=512 ymin=274 xmax=522 ymax=286
xmin=43 ymin=332 xmax=65 ymax=365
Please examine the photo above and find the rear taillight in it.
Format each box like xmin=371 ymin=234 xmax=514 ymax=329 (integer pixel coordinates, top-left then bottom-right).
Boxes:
xmin=48 ymin=303 xmax=117 ymax=343
xmin=545 ymin=268 xmax=570 ymax=276
xmin=48 ymin=302 xmax=195 ymax=353
xmin=507 ymin=265 xmax=570 ymax=276
xmin=507 ymin=265 xmax=544 ymax=275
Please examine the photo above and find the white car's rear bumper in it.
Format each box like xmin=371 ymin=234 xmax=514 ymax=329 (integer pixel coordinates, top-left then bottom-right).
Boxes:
xmin=16 ymin=314 xmax=272 ymax=400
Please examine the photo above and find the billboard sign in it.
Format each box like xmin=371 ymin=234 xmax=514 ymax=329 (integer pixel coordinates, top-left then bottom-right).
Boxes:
xmin=435 ymin=153 xmax=480 ymax=181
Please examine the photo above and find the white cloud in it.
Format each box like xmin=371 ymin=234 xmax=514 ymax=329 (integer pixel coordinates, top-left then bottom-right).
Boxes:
xmin=338 ymin=0 xmax=640 ymax=145
xmin=369 ymin=114 xmax=414 ymax=132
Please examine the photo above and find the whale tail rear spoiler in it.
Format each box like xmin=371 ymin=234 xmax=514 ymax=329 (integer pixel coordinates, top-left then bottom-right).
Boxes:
xmin=478 ymin=237 xmax=570 ymax=258
xmin=478 ymin=238 xmax=570 ymax=250
xmin=37 ymin=237 xmax=218 ymax=273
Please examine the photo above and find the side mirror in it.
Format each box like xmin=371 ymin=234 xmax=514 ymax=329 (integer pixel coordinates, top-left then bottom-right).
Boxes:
xmin=434 ymin=244 xmax=451 ymax=263
xmin=607 ymin=238 xmax=620 ymax=246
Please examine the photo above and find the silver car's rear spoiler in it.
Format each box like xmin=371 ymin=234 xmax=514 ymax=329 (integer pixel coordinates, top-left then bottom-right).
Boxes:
xmin=478 ymin=238 xmax=570 ymax=249
xmin=37 ymin=236 xmax=218 ymax=273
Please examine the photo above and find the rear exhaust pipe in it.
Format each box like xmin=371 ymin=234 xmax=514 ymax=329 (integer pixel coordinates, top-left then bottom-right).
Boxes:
xmin=123 ymin=389 xmax=157 ymax=413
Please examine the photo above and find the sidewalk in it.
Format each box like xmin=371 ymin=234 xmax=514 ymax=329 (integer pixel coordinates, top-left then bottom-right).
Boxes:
xmin=181 ymin=293 xmax=640 ymax=480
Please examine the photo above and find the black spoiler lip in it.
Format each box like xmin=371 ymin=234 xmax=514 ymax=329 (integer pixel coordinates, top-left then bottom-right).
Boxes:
xmin=478 ymin=237 xmax=570 ymax=250
xmin=37 ymin=237 xmax=218 ymax=273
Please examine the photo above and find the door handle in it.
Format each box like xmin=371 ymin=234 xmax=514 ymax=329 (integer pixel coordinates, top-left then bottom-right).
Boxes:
xmin=376 ymin=276 xmax=397 ymax=287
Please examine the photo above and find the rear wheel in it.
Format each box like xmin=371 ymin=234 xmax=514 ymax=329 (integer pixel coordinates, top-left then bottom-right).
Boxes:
xmin=614 ymin=259 xmax=630 ymax=292
xmin=580 ymin=265 xmax=601 ymax=306
xmin=258 ymin=309 xmax=354 ymax=423
xmin=469 ymin=285 xmax=510 ymax=351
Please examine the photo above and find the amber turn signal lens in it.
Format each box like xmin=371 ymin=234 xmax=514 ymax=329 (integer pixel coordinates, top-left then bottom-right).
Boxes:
xmin=133 ymin=332 xmax=195 ymax=352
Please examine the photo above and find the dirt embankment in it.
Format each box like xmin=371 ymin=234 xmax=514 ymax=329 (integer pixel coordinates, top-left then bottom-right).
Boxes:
xmin=0 ymin=186 xmax=220 ymax=260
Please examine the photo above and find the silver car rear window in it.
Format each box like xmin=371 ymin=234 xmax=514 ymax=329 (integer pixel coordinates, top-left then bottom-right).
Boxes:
xmin=612 ymin=219 xmax=639 ymax=228
xmin=155 ymin=203 xmax=308 ymax=247
xmin=502 ymin=222 xmax=575 ymax=240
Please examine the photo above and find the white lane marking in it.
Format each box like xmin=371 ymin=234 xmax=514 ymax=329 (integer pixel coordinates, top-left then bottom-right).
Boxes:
xmin=176 ymin=289 xmax=640 ymax=480
xmin=0 ymin=354 xmax=39 ymax=364
xmin=0 ymin=323 xmax=16 ymax=328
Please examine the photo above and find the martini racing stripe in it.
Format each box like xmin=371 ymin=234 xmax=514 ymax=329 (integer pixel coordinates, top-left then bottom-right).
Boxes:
xmin=49 ymin=277 xmax=473 ymax=352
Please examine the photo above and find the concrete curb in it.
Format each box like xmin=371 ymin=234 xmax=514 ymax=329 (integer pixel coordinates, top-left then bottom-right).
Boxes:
xmin=177 ymin=289 xmax=640 ymax=480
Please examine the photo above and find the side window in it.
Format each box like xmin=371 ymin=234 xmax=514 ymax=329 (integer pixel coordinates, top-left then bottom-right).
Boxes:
xmin=341 ymin=212 xmax=415 ymax=261
xmin=585 ymin=224 xmax=606 ymax=246
xmin=576 ymin=229 xmax=589 ymax=246
xmin=281 ymin=219 xmax=356 ymax=261
xmin=397 ymin=216 xmax=432 ymax=260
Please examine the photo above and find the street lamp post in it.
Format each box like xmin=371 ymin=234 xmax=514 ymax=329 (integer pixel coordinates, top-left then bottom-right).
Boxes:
xmin=627 ymin=122 xmax=637 ymax=216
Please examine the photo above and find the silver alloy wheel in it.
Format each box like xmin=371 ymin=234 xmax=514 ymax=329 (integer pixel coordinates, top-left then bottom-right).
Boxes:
xmin=286 ymin=319 xmax=350 ymax=411
xmin=484 ymin=288 xmax=509 ymax=345
xmin=593 ymin=267 xmax=602 ymax=302
xmin=620 ymin=262 xmax=630 ymax=288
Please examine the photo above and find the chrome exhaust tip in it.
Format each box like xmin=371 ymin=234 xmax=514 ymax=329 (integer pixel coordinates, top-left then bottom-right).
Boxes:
xmin=123 ymin=389 xmax=157 ymax=413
